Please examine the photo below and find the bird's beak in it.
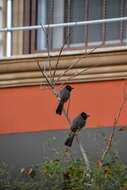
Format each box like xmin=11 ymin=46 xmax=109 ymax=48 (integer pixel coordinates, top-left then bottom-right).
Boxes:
xmin=71 ymin=87 xmax=74 ymax=90
xmin=87 ymin=114 xmax=90 ymax=117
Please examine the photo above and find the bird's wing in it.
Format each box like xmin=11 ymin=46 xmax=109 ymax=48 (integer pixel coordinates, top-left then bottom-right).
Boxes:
xmin=74 ymin=115 xmax=86 ymax=128
xmin=60 ymin=88 xmax=70 ymax=101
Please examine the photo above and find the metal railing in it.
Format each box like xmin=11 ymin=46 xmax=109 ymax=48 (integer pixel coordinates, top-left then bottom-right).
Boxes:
xmin=0 ymin=16 xmax=127 ymax=57
xmin=0 ymin=0 xmax=127 ymax=57
xmin=1 ymin=16 xmax=127 ymax=32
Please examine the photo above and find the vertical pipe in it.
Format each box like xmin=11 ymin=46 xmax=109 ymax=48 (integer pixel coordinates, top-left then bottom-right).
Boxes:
xmin=37 ymin=0 xmax=46 ymax=50
xmin=6 ymin=0 xmax=12 ymax=56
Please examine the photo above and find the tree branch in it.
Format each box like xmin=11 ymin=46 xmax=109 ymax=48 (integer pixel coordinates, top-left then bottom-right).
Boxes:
xmin=101 ymin=84 xmax=127 ymax=161
xmin=37 ymin=62 xmax=90 ymax=171
xmin=55 ymin=44 xmax=103 ymax=85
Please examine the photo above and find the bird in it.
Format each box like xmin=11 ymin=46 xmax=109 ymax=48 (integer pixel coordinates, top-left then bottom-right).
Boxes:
xmin=65 ymin=112 xmax=89 ymax=147
xmin=56 ymin=85 xmax=73 ymax=115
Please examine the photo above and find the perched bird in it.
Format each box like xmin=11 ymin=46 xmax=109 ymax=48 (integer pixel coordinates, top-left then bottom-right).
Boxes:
xmin=56 ymin=85 xmax=73 ymax=115
xmin=65 ymin=112 xmax=89 ymax=147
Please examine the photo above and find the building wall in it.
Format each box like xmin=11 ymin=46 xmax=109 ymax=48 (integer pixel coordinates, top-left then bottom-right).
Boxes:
xmin=0 ymin=80 xmax=127 ymax=167
xmin=0 ymin=80 xmax=127 ymax=134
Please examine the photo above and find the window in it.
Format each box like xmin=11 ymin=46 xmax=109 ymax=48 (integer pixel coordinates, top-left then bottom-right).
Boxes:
xmin=36 ymin=0 xmax=127 ymax=52
xmin=1 ymin=0 xmax=127 ymax=57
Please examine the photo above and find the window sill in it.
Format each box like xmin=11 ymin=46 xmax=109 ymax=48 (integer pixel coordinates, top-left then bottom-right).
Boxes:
xmin=0 ymin=45 xmax=127 ymax=61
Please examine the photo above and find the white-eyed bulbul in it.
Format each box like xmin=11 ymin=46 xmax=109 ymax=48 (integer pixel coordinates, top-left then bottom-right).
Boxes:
xmin=56 ymin=85 xmax=73 ymax=115
xmin=65 ymin=112 xmax=89 ymax=147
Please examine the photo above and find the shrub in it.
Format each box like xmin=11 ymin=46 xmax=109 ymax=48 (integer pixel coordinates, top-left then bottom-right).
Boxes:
xmin=0 ymin=159 xmax=126 ymax=190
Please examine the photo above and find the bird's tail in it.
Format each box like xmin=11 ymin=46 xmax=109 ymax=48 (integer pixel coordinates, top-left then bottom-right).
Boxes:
xmin=56 ymin=101 xmax=64 ymax=115
xmin=64 ymin=133 xmax=75 ymax=147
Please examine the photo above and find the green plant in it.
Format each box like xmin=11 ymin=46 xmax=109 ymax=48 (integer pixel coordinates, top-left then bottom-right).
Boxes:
xmin=0 ymin=159 xmax=126 ymax=190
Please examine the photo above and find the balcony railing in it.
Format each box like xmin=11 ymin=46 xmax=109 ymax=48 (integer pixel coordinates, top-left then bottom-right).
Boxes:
xmin=0 ymin=0 xmax=127 ymax=58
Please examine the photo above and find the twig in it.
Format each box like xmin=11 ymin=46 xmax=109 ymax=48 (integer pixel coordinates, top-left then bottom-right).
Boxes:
xmin=52 ymin=45 xmax=65 ymax=85
xmin=37 ymin=62 xmax=51 ymax=88
xmin=59 ymin=58 xmax=105 ymax=86
xmin=52 ymin=33 xmax=71 ymax=85
xmin=38 ymin=25 xmax=91 ymax=172
xmin=40 ymin=24 xmax=53 ymax=81
xmin=55 ymin=44 xmax=103 ymax=84
xmin=67 ymin=96 xmax=71 ymax=119
xmin=37 ymin=62 xmax=90 ymax=171
xmin=101 ymin=85 xmax=127 ymax=161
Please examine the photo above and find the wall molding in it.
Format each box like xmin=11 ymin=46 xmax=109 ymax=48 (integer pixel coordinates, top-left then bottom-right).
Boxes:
xmin=0 ymin=48 xmax=127 ymax=88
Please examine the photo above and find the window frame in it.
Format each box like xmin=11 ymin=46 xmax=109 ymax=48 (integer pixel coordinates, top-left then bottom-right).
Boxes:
xmin=23 ymin=0 xmax=127 ymax=54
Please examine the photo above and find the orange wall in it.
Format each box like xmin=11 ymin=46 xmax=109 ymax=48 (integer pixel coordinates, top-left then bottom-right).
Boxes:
xmin=0 ymin=80 xmax=127 ymax=134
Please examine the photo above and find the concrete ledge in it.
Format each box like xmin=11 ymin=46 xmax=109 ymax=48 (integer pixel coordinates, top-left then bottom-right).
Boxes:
xmin=0 ymin=48 xmax=127 ymax=88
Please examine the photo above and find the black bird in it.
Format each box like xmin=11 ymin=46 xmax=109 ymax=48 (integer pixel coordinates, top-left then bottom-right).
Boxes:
xmin=56 ymin=85 xmax=73 ymax=115
xmin=65 ymin=112 xmax=89 ymax=147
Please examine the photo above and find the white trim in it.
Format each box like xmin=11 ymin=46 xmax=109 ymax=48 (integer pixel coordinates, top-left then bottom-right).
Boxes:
xmin=6 ymin=0 xmax=12 ymax=57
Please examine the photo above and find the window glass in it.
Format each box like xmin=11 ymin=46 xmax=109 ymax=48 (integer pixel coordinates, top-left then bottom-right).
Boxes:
xmin=88 ymin=0 xmax=103 ymax=44
xmin=123 ymin=0 xmax=127 ymax=43
xmin=37 ymin=0 xmax=127 ymax=50
xmin=70 ymin=0 xmax=85 ymax=44
xmin=106 ymin=0 xmax=121 ymax=43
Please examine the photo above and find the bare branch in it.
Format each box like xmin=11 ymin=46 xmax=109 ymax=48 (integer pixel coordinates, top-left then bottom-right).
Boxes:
xmin=55 ymin=44 xmax=103 ymax=84
xmin=37 ymin=61 xmax=90 ymax=171
xmin=101 ymin=84 xmax=127 ymax=161
xmin=37 ymin=62 xmax=52 ymax=88
xmin=40 ymin=24 xmax=53 ymax=81
xmin=60 ymin=59 xmax=104 ymax=86
xmin=52 ymin=44 xmax=65 ymax=85
xmin=52 ymin=33 xmax=71 ymax=85
xmin=75 ymin=135 xmax=90 ymax=171
xmin=37 ymin=25 xmax=91 ymax=171
xmin=67 ymin=97 xmax=71 ymax=119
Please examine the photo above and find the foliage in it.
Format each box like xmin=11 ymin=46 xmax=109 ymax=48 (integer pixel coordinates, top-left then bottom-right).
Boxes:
xmin=0 ymin=159 xmax=126 ymax=190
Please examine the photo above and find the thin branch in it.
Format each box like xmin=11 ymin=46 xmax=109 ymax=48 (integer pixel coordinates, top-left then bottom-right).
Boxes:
xmin=55 ymin=44 xmax=103 ymax=84
xmin=76 ymin=135 xmax=90 ymax=171
xmin=39 ymin=59 xmax=47 ymax=88
xmin=37 ymin=62 xmax=51 ymax=88
xmin=40 ymin=24 xmax=53 ymax=81
xmin=101 ymin=86 xmax=127 ymax=161
xmin=52 ymin=45 xmax=65 ymax=85
xmin=60 ymin=60 xmax=104 ymax=86
xmin=67 ymin=97 xmax=71 ymax=119
xmin=37 ymin=62 xmax=90 ymax=171
xmin=38 ymin=26 xmax=91 ymax=171
xmin=52 ymin=33 xmax=71 ymax=85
